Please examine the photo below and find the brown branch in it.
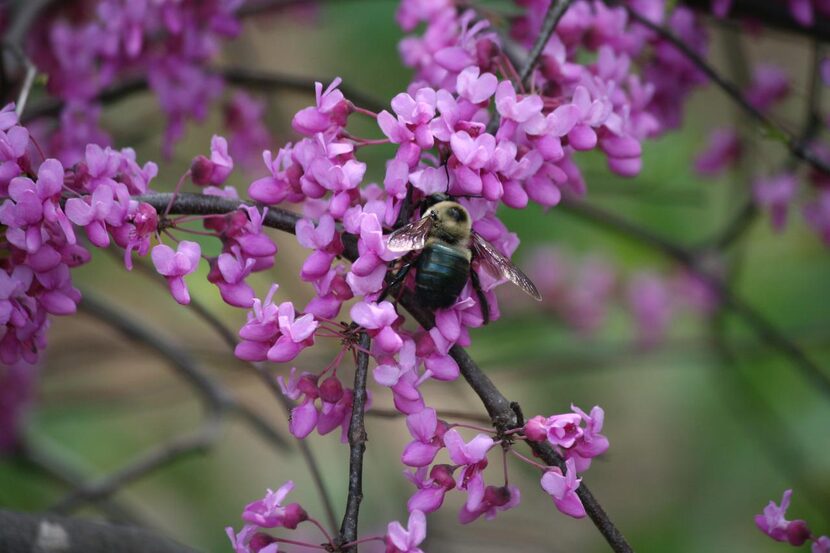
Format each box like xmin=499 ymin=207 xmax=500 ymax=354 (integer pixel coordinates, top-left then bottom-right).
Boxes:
xmin=0 ymin=509 xmax=201 ymax=553
xmin=518 ymin=0 xmax=575 ymax=86
xmin=337 ymin=332 xmax=371 ymax=553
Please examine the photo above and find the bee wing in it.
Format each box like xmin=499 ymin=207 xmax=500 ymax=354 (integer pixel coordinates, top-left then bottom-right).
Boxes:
xmin=470 ymin=232 xmax=542 ymax=301
xmin=386 ymin=215 xmax=434 ymax=252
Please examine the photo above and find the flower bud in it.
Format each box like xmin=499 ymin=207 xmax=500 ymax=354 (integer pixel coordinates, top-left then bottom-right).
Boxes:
xmin=786 ymin=520 xmax=811 ymax=546
xmin=190 ymin=155 xmax=214 ymax=186
xmin=524 ymin=415 xmax=548 ymax=442
xmin=132 ymin=202 xmax=158 ymax=237
xmin=484 ymin=485 xmax=512 ymax=507
xmin=282 ymin=503 xmax=309 ymax=530
xmin=319 ymin=375 xmax=344 ymax=403
xmin=297 ymin=374 xmax=319 ymax=398
xmin=249 ymin=533 xmax=277 ymax=552
xmin=429 ymin=464 xmax=456 ymax=490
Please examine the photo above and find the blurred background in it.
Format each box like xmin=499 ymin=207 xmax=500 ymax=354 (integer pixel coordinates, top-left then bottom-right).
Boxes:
xmin=1 ymin=1 xmax=829 ymax=552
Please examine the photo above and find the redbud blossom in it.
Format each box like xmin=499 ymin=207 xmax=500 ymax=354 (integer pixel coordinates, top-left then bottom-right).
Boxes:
xmin=540 ymin=458 xmax=586 ymax=519
xmin=151 ymin=241 xmax=201 ymax=305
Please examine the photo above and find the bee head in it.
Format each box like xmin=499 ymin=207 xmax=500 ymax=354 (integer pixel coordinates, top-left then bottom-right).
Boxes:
xmin=426 ymin=201 xmax=472 ymax=243
xmin=421 ymin=193 xmax=452 ymax=215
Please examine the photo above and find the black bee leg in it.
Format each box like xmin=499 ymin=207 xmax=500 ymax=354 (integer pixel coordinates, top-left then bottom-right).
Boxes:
xmin=470 ymin=269 xmax=490 ymax=325
xmin=378 ymin=261 xmax=414 ymax=303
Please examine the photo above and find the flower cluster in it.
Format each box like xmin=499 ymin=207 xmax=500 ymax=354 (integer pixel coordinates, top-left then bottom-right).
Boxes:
xmin=756 ymin=489 xmax=829 ymax=553
xmin=523 ymin=247 xmax=718 ymax=348
xmin=0 ymin=104 xmax=158 ymax=365
xmin=26 ymin=0 xmax=246 ymax=162
xmin=227 ymin=481 xmax=308 ymax=553
xmin=693 ymin=57 xmax=830 ymax=246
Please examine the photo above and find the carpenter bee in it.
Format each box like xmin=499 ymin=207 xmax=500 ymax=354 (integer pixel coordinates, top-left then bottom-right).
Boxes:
xmin=385 ymin=194 xmax=541 ymax=324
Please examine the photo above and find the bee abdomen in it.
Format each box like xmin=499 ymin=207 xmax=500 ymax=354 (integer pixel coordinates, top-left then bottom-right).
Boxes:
xmin=415 ymin=243 xmax=470 ymax=309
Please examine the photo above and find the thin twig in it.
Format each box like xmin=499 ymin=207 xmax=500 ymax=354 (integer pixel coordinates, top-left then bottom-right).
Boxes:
xmin=518 ymin=0 xmax=575 ymax=86
xmin=18 ymin=440 xmax=147 ymax=525
xmin=707 ymin=41 xmax=826 ymax=251
xmin=337 ymin=332 xmax=371 ymax=553
xmin=111 ymin=246 xmax=340 ymax=531
xmin=366 ymin=407 xmax=491 ymax=425
xmin=616 ymin=1 xmax=830 ymax=177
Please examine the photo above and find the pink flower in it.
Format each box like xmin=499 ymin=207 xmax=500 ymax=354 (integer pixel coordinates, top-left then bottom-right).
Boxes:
xmin=746 ymin=64 xmax=791 ymax=112
xmin=814 ymin=536 xmax=830 ymax=553
xmin=191 ymin=135 xmax=234 ymax=186
xmin=406 ymin=465 xmax=455 ymax=514
xmin=456 ymin=66 xmax=497 ymax=104
xmin=694 ymin=128 xmax=742 ymax=176
xmin=755 ymin=489 xmax=804 ymax=543
xmin=151 ymin=240 xmax=201 ymax=305
xmin=546 ymin=414 xmax=583 ymax=448
xmin=385 ymin=510 xmax=426 ymax=553
xmin=242 ymin=481 xmax=307 ymax=530
xmin=803 ymin=190 xmax=830 ymax=245
xmin=627 ymin=272 xmax=673 ymax=349
xmin=401 ymin=408 xmax=447 ymax=467
xmin=350 ymin=300 xmax=403 ymax=353
xmin=753 ymin=173 xmax=797 ymax=232
xmin=459 ymin=479 xmax=521 ymax=523
xmin=292 ymin=78 xmax=350 ymax=135
xmin=540 ymin=458 xmax=586 ymax=519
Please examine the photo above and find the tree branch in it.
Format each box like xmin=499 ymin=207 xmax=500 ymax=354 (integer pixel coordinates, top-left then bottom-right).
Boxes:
xmin=680 ymin=0 xmax=830 ymax=42
xmin=616 ymin=1 xmax=830 ymax=177
xmin=518 ymin=0 xmax=575 ymax=86
xmin=0 ymin=509 xmax=201 ymax=553
xmin=337 ymin=332 xmax=371 ymax=553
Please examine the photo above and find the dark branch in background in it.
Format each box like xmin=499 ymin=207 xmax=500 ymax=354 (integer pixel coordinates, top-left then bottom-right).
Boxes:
xmin=707 ymin=41 xmax=826 ymax=251
xmin=50 ymin=293 xmax=226 ymax=513
xmin=22 ymin=67 xmax=386 ymax=124
xmin=0 ymin=510 xmax=201 ymax=553
xmin=612 ymin=1 xmax=830 ymax=178
xmin=518 ymin=0 xmax=575 ymax=87
xmin=558 ymin=199 xmax=830 ymax=398
xmin=113 ymin=248 xmax=340 ymax=532
xmin=681 ymin=0 xmax=830 ymax=42
xmin=17 ymin=442 xmax=148 ymax=525
xmin=337 ymin=333 xmax=371 ymax=553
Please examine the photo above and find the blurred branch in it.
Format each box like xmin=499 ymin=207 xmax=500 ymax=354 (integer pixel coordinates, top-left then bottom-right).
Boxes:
xmin=680 ymin=0 xmax=830 ymax=42
xmin=614 ymin=1 xmax=830 ymax=178
xmin=707 ymin=41 xmax=826 ymax=251
xmin=337 ymin=332 xmax=371 ymax=553
xmin=0 ymin=509 xmax=200 ymax=553
xmin=22 ymin=67 xmax=387 ymax=124
xmin=17 ymin=441 xmax=148 ymax=525
xmin=708 ymin=312 xmax=830 ymax=522
xmin=111 ymin=248 xmax=341 ymax=532
xmin=49 ymin=294 xmax=230 ymax=513
xmin=558 ymin=199 xmax=830 ymax=398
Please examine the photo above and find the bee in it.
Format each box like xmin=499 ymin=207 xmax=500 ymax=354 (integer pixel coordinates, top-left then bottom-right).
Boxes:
xmin=385 ymin=194 xmax=541 ymax=324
